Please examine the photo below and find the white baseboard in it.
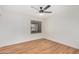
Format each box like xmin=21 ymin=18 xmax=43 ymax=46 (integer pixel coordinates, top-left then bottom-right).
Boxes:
xmin=45 ymin=36 xmax=79 ymax=49
xmin=0 ymin=37 xmax=43 ymax=48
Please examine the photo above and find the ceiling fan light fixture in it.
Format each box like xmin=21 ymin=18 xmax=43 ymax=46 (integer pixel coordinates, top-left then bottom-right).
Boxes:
xmin=39 ymin=13 xmax=43 ymax=16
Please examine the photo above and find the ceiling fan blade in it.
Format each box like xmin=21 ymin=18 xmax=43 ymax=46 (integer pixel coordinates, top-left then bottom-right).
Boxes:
xmin=43 ymin=11 xmax=52 ymax=13
xmin=31 ymin=6 xmax=39 ymax=11
xmin=44 ymin=5 xmax=51 ymax=10
xmin=40 ymin=7 xmax=43 ymax=9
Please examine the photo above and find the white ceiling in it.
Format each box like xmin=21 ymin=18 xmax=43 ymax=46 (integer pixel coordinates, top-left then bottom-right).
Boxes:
xmin=0 ymin=5 xmax=54 ymax=19
xmin=1 ymin=5 xmax=79 ymax=19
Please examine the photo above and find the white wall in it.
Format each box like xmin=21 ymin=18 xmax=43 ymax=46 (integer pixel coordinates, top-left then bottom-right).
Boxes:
xmin=0 ymin=9 xmax=44 ymax=47
xmin=45 ymin=5 xmax=79 ymax=49
xmin=1 ymin=5 xmax=79 ymax=49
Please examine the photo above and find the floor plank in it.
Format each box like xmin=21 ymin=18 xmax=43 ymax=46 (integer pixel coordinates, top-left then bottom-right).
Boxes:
xmin=0 ymin=39 xmax=79 ymax=54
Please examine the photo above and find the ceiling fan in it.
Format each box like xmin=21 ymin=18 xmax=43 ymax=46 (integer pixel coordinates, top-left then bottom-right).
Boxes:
xmin=31 ymin=5 xmax=52 ymax=13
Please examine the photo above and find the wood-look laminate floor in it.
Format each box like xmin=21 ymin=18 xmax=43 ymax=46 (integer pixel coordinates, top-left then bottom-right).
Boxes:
xmin=0 ymin=39 xmax=79 ymax=54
